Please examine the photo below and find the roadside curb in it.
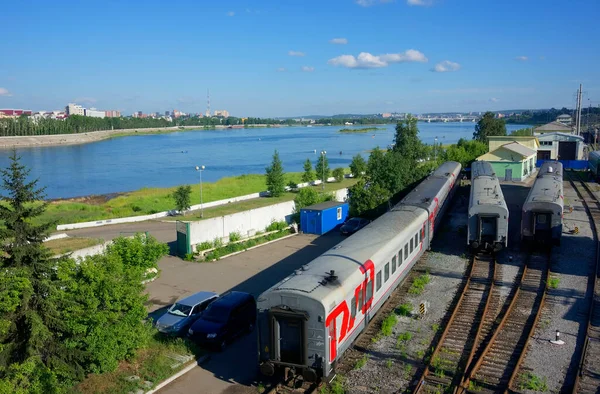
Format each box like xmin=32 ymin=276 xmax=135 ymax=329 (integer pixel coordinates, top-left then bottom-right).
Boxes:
xmin=145 ymin=354 xmax=210 ymax=394
xmin=201 ymin=233 xmax=299 ymax=262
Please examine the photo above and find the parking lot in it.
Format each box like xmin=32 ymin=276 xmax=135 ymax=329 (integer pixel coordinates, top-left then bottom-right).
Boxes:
xmin=148 ymin=232 xmax=345 ymax=394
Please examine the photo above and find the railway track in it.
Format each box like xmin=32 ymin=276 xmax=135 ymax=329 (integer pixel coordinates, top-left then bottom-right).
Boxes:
xmin=457 ymin=252 xmax=549 ymax=394
xmin=262 ymin=376 xmax=318 ymax=394
xmin=567 ymin=171 xmax=600 ymax=393
xmin=413 ymin=253 xmax=497 ymax=393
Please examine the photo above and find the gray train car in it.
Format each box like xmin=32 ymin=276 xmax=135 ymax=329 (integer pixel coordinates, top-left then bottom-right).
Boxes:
xmin=256 ymin=162 xmax=461 ymax=382
xmin=589 ymin=150 xmax=600 ymax=180
xmin=521 ymin=161 xmax=563 ymax=246
xmin=468 ymin=161 xmax=509 ymax=252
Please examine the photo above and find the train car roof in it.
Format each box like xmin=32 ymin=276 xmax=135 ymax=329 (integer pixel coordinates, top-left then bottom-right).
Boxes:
xmin=525 ymin=175 xmax=563 ymax=205
xmin=537 ymin=161 xmax=563 ymax=178
xmin=394 ymin=161 xmax=461 ymax=210
xmin=471 ymin=161 xmax=496 ymax=179
xmin=267 ymin=205 xmax=427 ymax=305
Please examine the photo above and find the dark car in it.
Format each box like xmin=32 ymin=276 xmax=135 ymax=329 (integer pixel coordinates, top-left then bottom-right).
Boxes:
xmin=154 ymin=291 xmax=218 ymax=336
xmin=187 ymin=291 xmax=256 ymax=351
xmin=340 ymin=217 xmax=371 ymax=235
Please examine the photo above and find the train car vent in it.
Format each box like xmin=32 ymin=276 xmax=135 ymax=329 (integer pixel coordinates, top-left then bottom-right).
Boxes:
xmin=320 ymin=270 xmax=338 ymax=286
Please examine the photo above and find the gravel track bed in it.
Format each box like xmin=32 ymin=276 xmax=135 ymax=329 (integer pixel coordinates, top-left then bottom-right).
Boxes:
xmin=518 ymin=179 xmax=593 ymax=393
xmin=342 ymin=187 xmax=470 ymax=394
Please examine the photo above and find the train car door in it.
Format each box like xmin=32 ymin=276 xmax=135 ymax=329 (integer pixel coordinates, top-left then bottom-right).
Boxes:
xmin=533 ymin=212 xmax=551 ymax=242
xmin=478 ymin=215 xmax=497 ymax=245
xmin=271 ymin=310 xmax=305 ymax=365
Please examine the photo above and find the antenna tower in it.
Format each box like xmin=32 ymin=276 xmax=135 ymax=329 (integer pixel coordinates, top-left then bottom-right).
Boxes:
xmin=206 ymin=89 xmax=210 ymax=117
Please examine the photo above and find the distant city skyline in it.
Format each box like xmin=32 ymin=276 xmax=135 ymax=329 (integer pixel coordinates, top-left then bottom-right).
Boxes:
xmin=0 ymin=0 xmax=598 ymax=117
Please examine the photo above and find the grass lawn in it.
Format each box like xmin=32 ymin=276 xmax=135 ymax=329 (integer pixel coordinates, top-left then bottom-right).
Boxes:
xmin=44 ymin=237 xmax=104 ymax=255
xmin=164 ymin=178 xmax=358 ymax=222
xmin=74 ymin=333 xmax=202 ymax=394
xmin=40 ymin=172 xmax=307 ymax=225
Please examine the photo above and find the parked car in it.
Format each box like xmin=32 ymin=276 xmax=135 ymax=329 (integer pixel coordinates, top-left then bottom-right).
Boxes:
xmin=154 ymin=291 xmax=219 ymax=336
xmin=340 ymin=217 xmax=371 ymax=235
xmin=188 ymin=291 xmax=256 ymax=351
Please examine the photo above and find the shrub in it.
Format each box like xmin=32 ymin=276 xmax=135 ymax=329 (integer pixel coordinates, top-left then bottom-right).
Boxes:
xmin=396 ymin=303 xmax=412 ymax=317
xmin=381 ymin=314 xmax=397 ymax=336
xmin=409 ymin=272 xmax=431 ymax=295
xmin=266 ymin=220 xmax=288 ymax=232
xmin=287 ymin=180 xmax=298 ymax=190
xmin=333 ymin=167 xmax=345 ymax=182
xmin=197 ymin=241 xmax=213 ymax=251
xmin=229 ymin=231 xmax=241 ymax=243
xmin=213 ymin=237 xmax=223 ymax=248
xmin=107 ymin=233 xmax=169 ymax=270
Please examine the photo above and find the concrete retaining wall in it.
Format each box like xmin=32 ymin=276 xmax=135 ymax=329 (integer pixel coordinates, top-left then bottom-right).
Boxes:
xmin=56 ymin=176 xmax=347 ymax=231
xmin=188 ymin=187 xmax=349 ymax=249
xmin=56 ymin=240 xmax=112 ymax=260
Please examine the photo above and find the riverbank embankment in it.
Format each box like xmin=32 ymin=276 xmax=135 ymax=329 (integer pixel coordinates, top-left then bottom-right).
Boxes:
xmin=0 ymin=124 xmax=289 ymax=149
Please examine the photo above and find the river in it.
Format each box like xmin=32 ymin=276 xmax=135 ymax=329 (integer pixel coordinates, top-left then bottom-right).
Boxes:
xmin=0 ymin=123 xmax=531 ymax=199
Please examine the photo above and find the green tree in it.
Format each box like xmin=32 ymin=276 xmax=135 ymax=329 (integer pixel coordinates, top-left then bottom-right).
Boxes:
xmin=265 ymin=150 xmax=285 ymax=197
xmin=393 ymin=115 xmax=425 ymax=162
xmin=349 ymin=154 xmax=367 ymax=178
xmin=441 ymin=139 xmax=488 ymax=168
xmin=347 ymin=180 xmax=391 ymax=218
xmin=172 ymin=185 xmax=192 ymax=215
xmin=315 ymin=153 xmax=330 ymax=184
xmin=292 ymin=187 xmax=333 ymax=223
xmin=332 ymin=168 xmax=345 ymax=182
xmin=510 ymin=127 xmax=533 ymax=136
xmin=301 ymin=158 xmax=315 ymax=183
xmin=107 ymin=233 xmax=169 ymax=271
xmin=473 ymin=111 xmax=507 ymax=143
xmin=0 ymin=150 xmax=75 ymax=389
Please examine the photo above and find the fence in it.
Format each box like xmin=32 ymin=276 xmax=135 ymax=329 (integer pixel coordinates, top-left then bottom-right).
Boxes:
xmin=535 ymin=159 xmax=588 ymax=170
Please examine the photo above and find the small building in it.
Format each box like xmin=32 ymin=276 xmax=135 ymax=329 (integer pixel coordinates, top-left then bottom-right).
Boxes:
xmin=476 ymin=142 xmax=537 ymax=181
xmin=300 ymin=201 xmax=349 ymax=235
xmin=556 ymin=114 xmax=572 ymax=126
xmin=534 ymin=121 xmax=572 ymax=135
xmin=488 ymin=135 xmax=539 ymax=152
xmin=536 ymin=132 xmax=585 ymax=160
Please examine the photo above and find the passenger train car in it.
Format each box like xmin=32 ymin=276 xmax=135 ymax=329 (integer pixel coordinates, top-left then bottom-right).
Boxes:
xmin=521 ymin=161 xmax=563 ymax=246
xmin=468 ymin=161 xmax=509 ymax=252
xmin=588 ymin=150 xmax=600 ymax=181
xmin=256 ymin=162 xmax=461 ymax=382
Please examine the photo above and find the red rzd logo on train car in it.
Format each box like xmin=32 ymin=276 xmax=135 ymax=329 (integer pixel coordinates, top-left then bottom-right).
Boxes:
xmin=325 ymin=260 xmax=374 ymax=362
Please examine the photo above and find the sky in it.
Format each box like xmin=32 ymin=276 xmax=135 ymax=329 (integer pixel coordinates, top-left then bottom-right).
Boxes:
xmin=0 ymin=0 xmax=598 ymax=117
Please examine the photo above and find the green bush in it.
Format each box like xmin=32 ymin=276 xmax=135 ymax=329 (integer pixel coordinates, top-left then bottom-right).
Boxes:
xmin=287 ymin=180 xmax=298 ymax=190
xmin=197 ymin=241 xmax=213 ymax=251
xmin=213 ymin=237 xmax=223 ymax=248
xmin=333 ymin=167 xmax=345 ymax=182
xmin=204 ymin=230 xmax=290 ymax=261
xmin=381 ymin=314 xmax=397 ymax=336
xmin=266 ymin=220 xmax=288 ymax=232
xmin=107 ymin=233 xmax=169 ymax=270
xmin=229 ymin=231 xmax=241 ymax=243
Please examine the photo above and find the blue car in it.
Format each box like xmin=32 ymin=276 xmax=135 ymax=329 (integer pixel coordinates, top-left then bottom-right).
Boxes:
xmin=154 ymin=291 xmax=219 ymax=336
xmin=188 ymin=291 xmax=256 ymax=351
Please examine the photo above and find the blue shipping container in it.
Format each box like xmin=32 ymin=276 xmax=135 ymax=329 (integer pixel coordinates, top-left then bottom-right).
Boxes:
xmin=300 ymin=201 xmax=349 ymax=235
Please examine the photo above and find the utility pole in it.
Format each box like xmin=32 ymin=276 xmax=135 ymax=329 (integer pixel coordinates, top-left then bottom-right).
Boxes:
xmin=576 ymin=84 xmax=583 ymax=136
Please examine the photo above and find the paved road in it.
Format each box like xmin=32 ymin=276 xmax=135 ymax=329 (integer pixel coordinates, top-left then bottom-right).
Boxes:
xmin=63 ymin=220 xmax=176 ymax=244
xmin=151 ymin=233 xmax=345 ymax=394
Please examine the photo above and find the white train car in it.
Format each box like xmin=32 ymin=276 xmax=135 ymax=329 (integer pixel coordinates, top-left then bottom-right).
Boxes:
xmin=256 ymin=162 xmax=461 ymax=382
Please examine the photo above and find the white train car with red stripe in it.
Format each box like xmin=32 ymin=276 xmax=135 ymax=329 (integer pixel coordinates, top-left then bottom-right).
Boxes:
xmin=257 ymin=161 xmax=461 ymax=382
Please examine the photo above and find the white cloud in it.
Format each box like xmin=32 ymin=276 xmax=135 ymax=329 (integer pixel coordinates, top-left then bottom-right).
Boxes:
xmin=276 ymin=67 xmax=286 ymax=72
xmin=288 ymin=50 xmax=305 ymax=57
xmin=330 ymin=38 xmax=348 ymax=45
xmin=407 ymin=0 xmax=433 ymax=5
xmin=431 ymin=60 xmax=461 ymax=72
xmin=328 ymin=50 xmax=427 ymax=69
xmin=355 ymin=0 xmax=393 ymax=6
xmin=0 ymin=88 xmax=12 ymax=97
xmin=489 ymin=97 xmax=499 ymax=103
xmin=302 ymin=66 xmax=315 ymax=72
xmin=227 ymin=11 xmax=235 ymax=16
xmin=515 ymin=56 xmax=528 ymax=61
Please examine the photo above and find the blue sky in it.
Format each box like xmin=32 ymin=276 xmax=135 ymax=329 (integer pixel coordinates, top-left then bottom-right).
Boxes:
xmin=1 ymin=0 xmax=598 ymax=117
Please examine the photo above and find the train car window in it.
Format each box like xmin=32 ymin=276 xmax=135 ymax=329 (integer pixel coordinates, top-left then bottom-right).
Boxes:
xmin=366 ymin=281 xmax=373 ymax=300
xmin=404 ymin=244 xmax=408 ymax=258
xmin=414 ymin=234 xmax=418 ymax=247
xmin=376 ymin=271 xmax=382 ymax=291
xmin=392 ymin=256 xmax=397 ymax=274
xmin=384 ymin=263 xmax=390 ymax=282
xmin=351 ymin=297 xmax=357 ymax=318
xmin=398 ymin=249 xmax=403 ymax=262
xmin=358 ymin=290 xmax=364 ymax=310
xmin=419 ymin=229 xmax=423 ymax=243
xmin=410 ymin=239 xmax=414 ymax=253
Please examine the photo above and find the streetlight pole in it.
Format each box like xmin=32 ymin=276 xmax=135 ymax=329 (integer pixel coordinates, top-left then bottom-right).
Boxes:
xmin=195 ymin=165 xmax=205 ymax=218
xmin=434 ymin=136 xmax=438 ymax=161
xmin=320 ymin=150 xmax=326 ymax=190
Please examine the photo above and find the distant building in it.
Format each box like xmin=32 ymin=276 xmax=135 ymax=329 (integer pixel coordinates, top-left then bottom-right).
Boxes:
xmin=85 ymin=108 xmax=105 ymax=118
xmin=556 ymin=114 xmax=573 ymax=126
xmin=0 ymin=109 xmax=33 ymax=117
xmin=105 ymin=110 xmax=121 ymax=118
xmin=536 ymin=132 xmax=585 ymax=160
xmin=165 ymin=111 xmax=170 ymax=117
xmin=172 ymin=110 xmax=181 ymax=118
xmin=138 ymin=111 xmax=143 ymax=118
xmin=381 ymin=113 xmax=392 ymax=118
xmin=66 ymin=103 xmax=84 ymax=116
xmin=214 ymin=110 xmax=229 ymax=118
xmin=534 ymin=121 xmax=572 ymax=134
